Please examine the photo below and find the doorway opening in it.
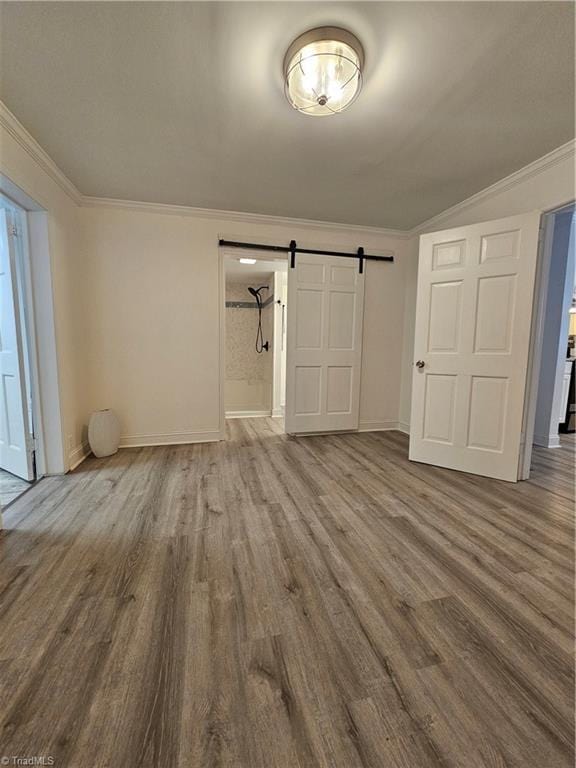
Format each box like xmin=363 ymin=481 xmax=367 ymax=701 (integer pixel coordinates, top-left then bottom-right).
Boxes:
xmin=0 ymin=197 xmax=39 ymax=508
xmin=223 ymin=253 xmax=288 ymax=435
xmin=526 ymin=203 xmax=575 ymax=481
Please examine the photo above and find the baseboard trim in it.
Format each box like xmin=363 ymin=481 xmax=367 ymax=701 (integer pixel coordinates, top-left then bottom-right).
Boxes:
xmin=68 ymin=442 xmax=91 ymax=470
xmin=225 ymin=410 xmax=272 ymax=419
xmin=119 ymin=430 xmax=221 ymax=448
xmin=533 ymin=432 xmax=561 ymax=449
xmin=397 ymin=421 xmax=411 ymax=435
xmin=358 ymin=419 xmax=401 ymax=432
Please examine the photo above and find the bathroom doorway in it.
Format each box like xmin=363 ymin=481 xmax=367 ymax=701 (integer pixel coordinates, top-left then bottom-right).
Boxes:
xmin=223 ymin=253 xmax=288 ymax=432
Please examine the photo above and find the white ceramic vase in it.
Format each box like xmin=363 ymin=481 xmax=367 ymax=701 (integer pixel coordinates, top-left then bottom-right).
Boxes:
xmin=88 ymin=409 xmax=121 ymax=458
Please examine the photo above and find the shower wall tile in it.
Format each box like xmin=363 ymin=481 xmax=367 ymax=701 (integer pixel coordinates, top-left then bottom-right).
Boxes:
xmin=225 ymin=279 xmax=273 ymax=411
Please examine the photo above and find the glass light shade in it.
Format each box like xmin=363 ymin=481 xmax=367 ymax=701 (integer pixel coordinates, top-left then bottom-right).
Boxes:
xmin=284 ymin=28 xmax=364 ymax=116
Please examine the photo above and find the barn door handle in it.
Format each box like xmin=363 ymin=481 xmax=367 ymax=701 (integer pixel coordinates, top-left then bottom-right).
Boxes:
xmin=415 ymin=360 xmax=425 ymax=369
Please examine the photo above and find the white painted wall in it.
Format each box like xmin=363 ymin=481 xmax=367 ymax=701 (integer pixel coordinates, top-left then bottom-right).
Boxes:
xmin=359 ymin=249 xmax=409 ymax=432
xmin=80 ymin=205 xmax=410 ymax=445
xmin=400 ymin=145 xmax=576 ymax=432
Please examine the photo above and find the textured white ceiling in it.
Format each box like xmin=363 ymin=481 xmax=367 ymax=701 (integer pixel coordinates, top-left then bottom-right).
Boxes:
xmin=0 ymin=2 xmax=573 ymax=229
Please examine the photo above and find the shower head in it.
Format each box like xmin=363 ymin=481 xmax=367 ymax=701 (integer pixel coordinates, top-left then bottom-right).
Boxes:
xmin=247 ymin=285 xmax=268 ymax=297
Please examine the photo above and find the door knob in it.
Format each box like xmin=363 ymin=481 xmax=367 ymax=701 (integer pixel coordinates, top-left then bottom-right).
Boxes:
xmin=415 ymin=360 xmax=425 ymax=369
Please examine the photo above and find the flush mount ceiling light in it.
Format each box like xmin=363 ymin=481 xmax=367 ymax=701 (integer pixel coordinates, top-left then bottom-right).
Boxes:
xmin=284 ymin=27 xmax=364 ymax=117
xmin=239 ymin=258 xmax=257 ymax=264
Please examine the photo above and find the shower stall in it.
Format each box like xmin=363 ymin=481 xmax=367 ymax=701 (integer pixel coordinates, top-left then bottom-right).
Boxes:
xmin=224 ymin=272 xmax=275 ymax=416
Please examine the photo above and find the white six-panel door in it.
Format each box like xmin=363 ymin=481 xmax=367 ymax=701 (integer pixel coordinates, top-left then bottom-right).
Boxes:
xmin=285 ymin=254 xmax=365 ymax=434
xmin=0 ymin=209 xmax=34 ymax=481
xmin=409 ymin=212 xmax=541 ymax=482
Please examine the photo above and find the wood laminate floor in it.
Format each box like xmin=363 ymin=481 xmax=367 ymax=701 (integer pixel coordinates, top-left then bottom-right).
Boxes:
xmin=0 ymin=469 xmax=31 ymax=509
xmin=0 ymin=419 xmax=573 ymax=767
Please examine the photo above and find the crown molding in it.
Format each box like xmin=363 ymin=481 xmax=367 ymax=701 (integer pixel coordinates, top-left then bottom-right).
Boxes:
xmin=68 ymin=138 xmax=576 ymax=239
xmin=410 ymin=139 xmax=576 ymax=236
xmin=2 ymin=99 xmax=573 ymax=239
xmin=0 ymin=97 xmax=407 ymax=237
xmin=80 ymin=195 xmax=410 ymax=239
xmin=0 ymin=100 xmax=83 ymax=205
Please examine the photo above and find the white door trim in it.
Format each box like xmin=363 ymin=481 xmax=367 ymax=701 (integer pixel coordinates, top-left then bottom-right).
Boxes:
xmin=0 ymin=208 xmax=35 ymax=480
xmin=1 ymin=181 xmax=65 ymax=476
xmin=15 ymin=208 xmax=47 ymax=478
xmin=218 ymin=246 xmax=226 ymax=440
xmin=272 ymin=271 xmax=284 ymax=418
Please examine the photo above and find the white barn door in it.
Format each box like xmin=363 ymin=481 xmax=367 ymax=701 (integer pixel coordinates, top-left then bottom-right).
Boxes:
xmin=409 ymin=212 xmax=541 ymax=482
xmin=0 ymin=209 xmax=34 ymax=481
xmin=285 ymin=254 xmax=365 ymax=434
